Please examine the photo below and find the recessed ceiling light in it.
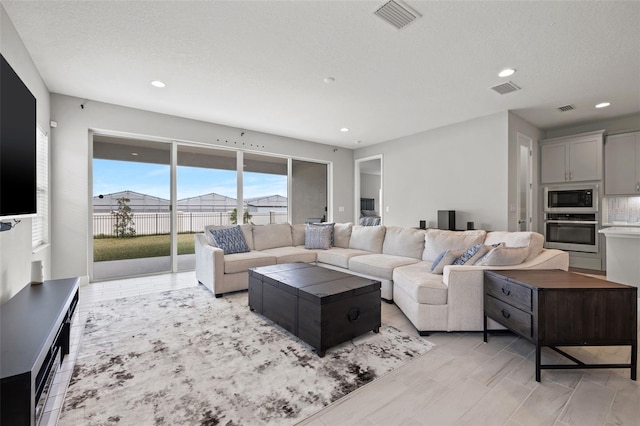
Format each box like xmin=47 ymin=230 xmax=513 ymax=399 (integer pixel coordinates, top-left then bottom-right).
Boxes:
xmin=323 ymin=77 xmax=335 ymax=83
xmin=151 ymin=80 xmax=166 ymax=88
xmin=340 ymin=128 xmax=349 ymax=132
xmin=131 ymin=152 xmax=139 ymax=156
xmin=595 ymin=102 xmax=611 ymax=109
xmin=498 ymin=68 xmax=516 ymax=78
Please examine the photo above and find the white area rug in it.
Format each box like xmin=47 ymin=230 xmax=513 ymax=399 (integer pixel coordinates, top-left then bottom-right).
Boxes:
xmin=60 ymin=286 xmax=434 ymax=425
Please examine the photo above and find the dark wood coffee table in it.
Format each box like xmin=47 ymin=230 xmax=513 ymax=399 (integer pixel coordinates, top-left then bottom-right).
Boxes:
xmin=248 ymin=263 xmax=381 ymax=357
xmin=484 ymin=269 xmax=637 ymax=382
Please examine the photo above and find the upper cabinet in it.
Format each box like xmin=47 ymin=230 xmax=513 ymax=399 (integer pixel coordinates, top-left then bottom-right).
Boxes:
xmin=605 ymin=131 xmax=640 ymax=195
xmin=540 ymin=130 xmax=604 ymax=184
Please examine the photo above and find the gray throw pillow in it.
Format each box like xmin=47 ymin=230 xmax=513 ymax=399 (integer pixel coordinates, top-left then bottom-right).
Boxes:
xmin=209 ymin=225 xmax=250 ymax=255
xmin=305 ymin=224 xmax=332 ymax=250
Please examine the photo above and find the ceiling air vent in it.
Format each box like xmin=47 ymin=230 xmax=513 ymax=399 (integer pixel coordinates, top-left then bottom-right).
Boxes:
xmin=557 ymin=104 xmax=576 ymax=112
xmin=490 ymin=81 xmax=521 ymax=95
xmin=374 ymin=0 xmax=420 ymax=30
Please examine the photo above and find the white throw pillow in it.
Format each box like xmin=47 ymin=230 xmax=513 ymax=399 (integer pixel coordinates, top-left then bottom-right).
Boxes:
xmin=476 ymin=246 xmax=529 ymax=266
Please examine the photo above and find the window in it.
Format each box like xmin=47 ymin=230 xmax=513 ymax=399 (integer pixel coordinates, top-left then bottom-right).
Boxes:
xmin=32 ymin=126 xmax=48 ymax=248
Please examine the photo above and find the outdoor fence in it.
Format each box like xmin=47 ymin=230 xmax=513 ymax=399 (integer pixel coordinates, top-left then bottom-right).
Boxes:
xmin=93 ymin=211 xmax=288 ymax=237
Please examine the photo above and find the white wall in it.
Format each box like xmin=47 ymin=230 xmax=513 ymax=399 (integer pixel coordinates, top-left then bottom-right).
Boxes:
xmin=0 ymin=4 xmax=51 ymax=304
xmin=355 ymin=112 xmax=510 ymax=231
xmin=49 ymin=94 xmax=353 ymax=282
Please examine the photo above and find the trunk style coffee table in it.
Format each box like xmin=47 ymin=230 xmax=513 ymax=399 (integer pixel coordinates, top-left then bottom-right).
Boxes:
xmin=248 ymin=263 xmax=381 ymax=357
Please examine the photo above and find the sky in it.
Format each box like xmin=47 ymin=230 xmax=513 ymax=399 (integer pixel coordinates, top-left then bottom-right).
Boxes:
xmin=93 ymin=159 xmax=287 ymax=200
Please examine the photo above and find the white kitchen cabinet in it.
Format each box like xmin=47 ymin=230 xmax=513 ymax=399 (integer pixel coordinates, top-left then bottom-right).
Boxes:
xmin=605 ymin=131 xmax=640 ymax=195
xmin=540 ymin=130 xmax=604 ymax=184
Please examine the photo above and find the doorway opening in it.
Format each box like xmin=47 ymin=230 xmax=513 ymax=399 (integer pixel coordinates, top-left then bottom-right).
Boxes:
xmin=355 ymin=155 xmax=383 ymax=225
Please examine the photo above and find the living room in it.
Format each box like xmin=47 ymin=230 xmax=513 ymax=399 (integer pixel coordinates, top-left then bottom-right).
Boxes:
xmin=1 ymin=1 xmax=639 ymax=425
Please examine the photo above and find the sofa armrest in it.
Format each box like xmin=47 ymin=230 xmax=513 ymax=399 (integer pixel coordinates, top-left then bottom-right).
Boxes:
xmin=440 ymin=248 xmax=569 ymax=331
xmin=194 ymin=233 xmax=225 ymax=295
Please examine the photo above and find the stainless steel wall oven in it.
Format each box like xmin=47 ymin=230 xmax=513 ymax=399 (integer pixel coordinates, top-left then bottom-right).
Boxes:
xmin=544 ymin=213 xmax=598 ymax=253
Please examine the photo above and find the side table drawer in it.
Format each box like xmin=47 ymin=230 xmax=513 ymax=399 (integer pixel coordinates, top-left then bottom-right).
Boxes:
xmin=485 ymin=295 xmax=532 ymax=339
xmin=485 ymin=274 xmax=532 ymax=312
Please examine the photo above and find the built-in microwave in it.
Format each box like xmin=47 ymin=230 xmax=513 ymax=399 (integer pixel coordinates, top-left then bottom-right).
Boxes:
xmin=544 ymin=184 xmax=598 ymax=213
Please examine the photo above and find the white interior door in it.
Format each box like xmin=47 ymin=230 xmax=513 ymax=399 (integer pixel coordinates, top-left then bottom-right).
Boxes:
xmin=517 ymin=133 xmax=533 ymax=232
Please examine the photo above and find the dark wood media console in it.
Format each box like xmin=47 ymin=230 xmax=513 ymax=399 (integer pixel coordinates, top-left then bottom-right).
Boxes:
xmin=1 ymin=277 xmax=79 ymax=426
xmin=483 ymin=270 xmax=637 ymax=382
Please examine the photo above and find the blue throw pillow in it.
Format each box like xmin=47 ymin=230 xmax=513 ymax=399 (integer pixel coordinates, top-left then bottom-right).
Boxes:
xmin=209 ymin=226 xmax=250 ymax=255
xmin=453 ymin=244 xmax=483 ymax=265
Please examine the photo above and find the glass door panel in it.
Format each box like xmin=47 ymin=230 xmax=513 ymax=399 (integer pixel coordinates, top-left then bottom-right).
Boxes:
xmin=291 ymin=160 xmax=328 ymax=225
xmin=177 ymin=145 xmax=237 ymax=270
xmin=92 ymin=136 xmax=171 ymax=280
xmin=243 ymin=153 xmax=288 ymax=225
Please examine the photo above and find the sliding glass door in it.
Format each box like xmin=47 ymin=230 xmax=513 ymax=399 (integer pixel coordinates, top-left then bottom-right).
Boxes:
xmin=92 ymin=136 xmax=171 ymax=280
xmin=176 ymin=145 xmax=237 ymax=270
xmin=92 ymin=134 xmax=329 ymax=280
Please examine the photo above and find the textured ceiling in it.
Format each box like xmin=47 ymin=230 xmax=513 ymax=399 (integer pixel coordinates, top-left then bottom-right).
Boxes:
xmin=2 ymin=1 xmax=639 ymax=148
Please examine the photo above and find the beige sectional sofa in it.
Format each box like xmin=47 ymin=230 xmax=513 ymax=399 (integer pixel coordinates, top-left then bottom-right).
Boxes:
xmin=194 ymin=223 xmax=569 ymax=334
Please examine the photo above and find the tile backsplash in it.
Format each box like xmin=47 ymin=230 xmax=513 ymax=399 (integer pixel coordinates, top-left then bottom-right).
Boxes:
xmin=605 ymin=196 xmax=640 ymax=223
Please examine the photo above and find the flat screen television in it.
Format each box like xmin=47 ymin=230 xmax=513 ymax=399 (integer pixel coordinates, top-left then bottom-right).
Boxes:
xmin=0 ymin=53 xmax=37 ymax=218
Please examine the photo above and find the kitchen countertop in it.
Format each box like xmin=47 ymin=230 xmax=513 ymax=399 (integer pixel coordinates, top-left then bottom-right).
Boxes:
xmin=601 ymin=223 xmax=640 ymax=227
xmin=599 ymin=227 xmax=640 ymax=237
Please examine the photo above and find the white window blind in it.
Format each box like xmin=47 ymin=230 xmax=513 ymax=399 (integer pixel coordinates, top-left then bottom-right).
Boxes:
xmin=32 ymin=126 xmax=48 ymax=249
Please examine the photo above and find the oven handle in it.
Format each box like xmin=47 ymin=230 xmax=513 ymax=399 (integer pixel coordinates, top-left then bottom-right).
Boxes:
xmin=545 ymin=220 xmax=599 ymax=225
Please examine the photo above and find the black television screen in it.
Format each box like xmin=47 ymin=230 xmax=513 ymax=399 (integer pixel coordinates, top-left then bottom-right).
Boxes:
xmin=0 ymin=53 xmax=37 ymax=218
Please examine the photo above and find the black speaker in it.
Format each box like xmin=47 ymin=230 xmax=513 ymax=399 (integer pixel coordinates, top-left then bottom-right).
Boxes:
xmin=419 ymin=220 xmax=426 ymax=229
xmin=437 ymin=210 xmax=456 ymax=231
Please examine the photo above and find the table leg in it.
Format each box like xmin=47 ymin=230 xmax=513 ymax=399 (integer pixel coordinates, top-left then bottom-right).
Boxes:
xmin=483 ymin=315 xmax=488 ymax=343
xmin=535 ymin=343 xmax=541 ymax=382
xmin=631 ymin=341 xmax=637 ymax=381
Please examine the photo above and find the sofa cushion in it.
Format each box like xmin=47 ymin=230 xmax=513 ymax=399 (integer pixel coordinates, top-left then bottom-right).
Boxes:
xmin=253 ymin=223 xmax=293 ymax=251
xmin=204 ymin=224 xmax=254 ymax=250
xmin=333 ymin=223 xmax=353 ymax=248
xmin=382 ymin=226 xmax=425 ymax=259
xmin=208 ymin=226 xmax=250 ymax=255
xmin=349 ymin=254 xmax=420 ymax=281
xmin=393 ymin=262 xmax=448 ymax=305
xmin=349 ymin=225 xmax=386 ymax=253
xmin=483 ymin=231 xmax=544 ymax=261
xmin=304 ymin=224 xmax=332 ymax=249
xmin=316 ymin=247 xmax=371 ymax=269
xmin=476 ymin=245 xmax=530 ymax=266
xmin=260 ymin=246 xmax=318 ymax=264
xmin=422 ymin=229 xmax=487 ymax=262
xmin=223 ymin=251 xmax=276 ymax=274
xmin=291 ymin=224 xmax=306 ymax=246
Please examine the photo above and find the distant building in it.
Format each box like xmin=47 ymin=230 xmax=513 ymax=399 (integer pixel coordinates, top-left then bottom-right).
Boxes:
xmin=93 ymin=191 xmax=287 ymax=213
xmin=93 ymin=190 xmax=170 ymax=213
xmin=177 ymin=193 xmax=237 ymax=213
xmin=245 ymin=195 xmax=288 ymax=213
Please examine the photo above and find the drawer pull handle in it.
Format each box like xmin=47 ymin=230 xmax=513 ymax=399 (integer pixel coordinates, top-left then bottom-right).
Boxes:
xmin=501 ymin=309 xmax=511 ymax=319
xmin=501 ymin=287 xmax=511 ymax=296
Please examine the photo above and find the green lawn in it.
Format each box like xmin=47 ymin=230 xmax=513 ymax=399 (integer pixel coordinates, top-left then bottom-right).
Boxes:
xmin=94 ymin=233 xmax=196 ymax=262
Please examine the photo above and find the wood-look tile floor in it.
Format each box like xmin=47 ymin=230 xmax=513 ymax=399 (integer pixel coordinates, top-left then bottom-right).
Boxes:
xmin=44 ymin=271 xmax=640 ymax=426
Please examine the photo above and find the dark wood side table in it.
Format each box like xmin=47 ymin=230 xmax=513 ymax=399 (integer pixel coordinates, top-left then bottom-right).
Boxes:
xmin=483 ymin=269 xmax=637 ymax=382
